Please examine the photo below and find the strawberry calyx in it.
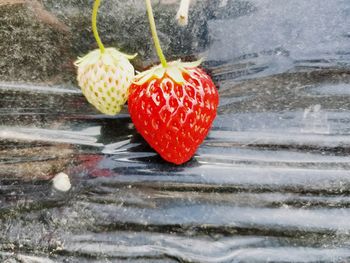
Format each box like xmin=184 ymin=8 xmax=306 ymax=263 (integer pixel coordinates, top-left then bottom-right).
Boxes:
xmin=133 ymin=59 xmax=203 ymax=85
xmin=74 ymin=48 xmax=137 ymax=68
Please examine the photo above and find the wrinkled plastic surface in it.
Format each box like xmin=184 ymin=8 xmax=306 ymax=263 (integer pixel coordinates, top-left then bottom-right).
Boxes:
xmin=1 ymin=0 xmax=350 ymax=262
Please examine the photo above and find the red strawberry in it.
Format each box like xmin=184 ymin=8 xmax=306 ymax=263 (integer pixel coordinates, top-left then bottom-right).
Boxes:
xmin=128 ymin=60 xmax=219 ymax=165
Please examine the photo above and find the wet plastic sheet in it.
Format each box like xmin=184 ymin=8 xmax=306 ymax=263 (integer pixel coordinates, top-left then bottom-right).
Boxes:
xmin=1 ymin=0 xmax=350 ymax=262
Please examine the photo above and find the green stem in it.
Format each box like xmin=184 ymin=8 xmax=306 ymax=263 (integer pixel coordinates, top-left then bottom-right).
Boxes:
xmin=92 ymin=0 xmax=105 ymax=53
xmin=145 ymin=0 xmax=167 ymax=67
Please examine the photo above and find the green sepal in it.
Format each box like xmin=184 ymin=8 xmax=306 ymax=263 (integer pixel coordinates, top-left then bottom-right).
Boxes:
xmin=74 ymin=48 xmax=137 ymax=68
xmin=133 ymin=59 xmax=203 ymax=85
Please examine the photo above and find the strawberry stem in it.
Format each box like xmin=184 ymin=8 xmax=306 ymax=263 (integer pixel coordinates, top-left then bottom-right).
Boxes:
xmin=92 ymin=0 xmax=105 ymax=53
xmin=176 ymin=0 xmax=190 ymax=26
xmin=145 ymin=0 xmax=168 ymax=67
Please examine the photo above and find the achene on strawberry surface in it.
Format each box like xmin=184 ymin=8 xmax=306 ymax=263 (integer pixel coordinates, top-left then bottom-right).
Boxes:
xmin=128 ymin=60 xmax=219 ymax=165
xmin=75 ymin=48 xmax=135 ymax=115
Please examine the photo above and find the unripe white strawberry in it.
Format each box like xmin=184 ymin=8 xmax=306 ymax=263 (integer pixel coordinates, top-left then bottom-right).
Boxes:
xmin=74 ymin=48 xmax=135 ymax=115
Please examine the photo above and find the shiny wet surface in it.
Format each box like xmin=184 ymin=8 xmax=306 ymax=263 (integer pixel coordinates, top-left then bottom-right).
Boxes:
xmin=2 ymin=0 xmax=350 ymax=262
